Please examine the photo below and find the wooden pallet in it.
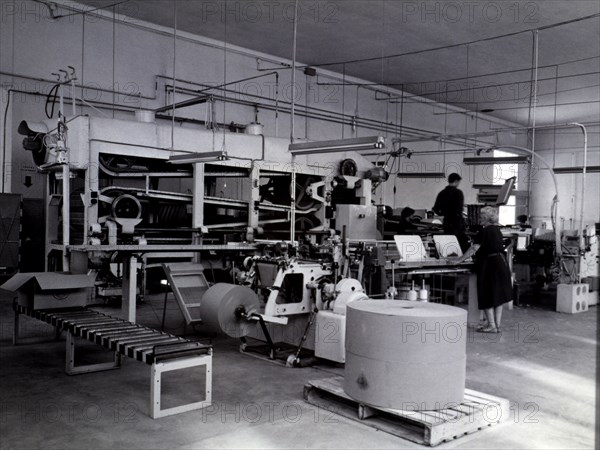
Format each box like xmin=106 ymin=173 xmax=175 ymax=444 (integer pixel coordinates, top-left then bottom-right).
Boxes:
xmin=303 ymin=376 xmax=509 ymax=446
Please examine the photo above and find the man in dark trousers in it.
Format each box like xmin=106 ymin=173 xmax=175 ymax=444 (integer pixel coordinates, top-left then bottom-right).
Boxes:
xmin=433 ymin=173 xmax=469 ymax=251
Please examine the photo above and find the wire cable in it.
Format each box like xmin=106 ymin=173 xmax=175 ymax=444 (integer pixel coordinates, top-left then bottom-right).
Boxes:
xmin=45 ymin=83 xmax=60 ymax=118
xmin=1 ymin=90 xmax=12 ymax=193
xmin=300 ymin=13 xmax=600 ymax=70
xmin=50 ymin=0 xmax=131 ymax=19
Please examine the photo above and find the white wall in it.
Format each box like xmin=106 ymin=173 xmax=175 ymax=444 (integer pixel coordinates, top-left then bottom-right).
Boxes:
xmin=0 ymin=0 xmax=536 ymax=211
xmin=529 ymin=126 xmax=600 ymax=230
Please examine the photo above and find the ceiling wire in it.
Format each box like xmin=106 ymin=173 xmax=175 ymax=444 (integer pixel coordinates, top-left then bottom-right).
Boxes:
xmin=431 ymin=100 xmax=599 ymax=115
xmin=81 ymin=8 xmax=85 ymax=109
xmin=341 ymin=64 xmax=346 ymax=138
xmin=50 ymin=0 xmax=131 ymax=19
xmin=427 ymin=82 xmax=600 ymax=106
xmin=380 ymin=0 xmax=387 ymax=142
xmin=222 ymin=0 xmax=228 ymax=153
xmin=443 ymin=82 xmax=448 ymax=170
xmin=553 ymin=66 xmax=559 ymax=168
xmin=290 ymin=0 xmax=299 ymax=143
xmin=317 ymin=55 xmax=600 ymax=88
xmin=386 ymin=71 xmax=600 ymax=105
xmin=297 ymin=13 xmax=600 ymax=70
xmin=111 ymin=4 xmax=116 ymax=118
xmin=526 ymin=30 xmax=540 ymax=216
xmin=463 ymin=44 xmax=470 ymax=149
xmin=171 ymin=0 xmax=177 ymax=150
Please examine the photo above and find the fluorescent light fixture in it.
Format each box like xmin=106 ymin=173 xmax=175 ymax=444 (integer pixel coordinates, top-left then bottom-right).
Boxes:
xmin=168 ymin=152 xmax=228 ymax=164
xmin=553 ymin=166 xmax=600 ymax=174
xmin=473 ymin=184 xmax=502 ymax=190
xmin=397 ymin=172 xmax=445 ymax=179
xmin=289 ymin=136 xmax=385 ymax=155
xmin=155 ymin=96 xmax=210 ymax=113
xmin=463 ymin=156 xmax=529 ymax=165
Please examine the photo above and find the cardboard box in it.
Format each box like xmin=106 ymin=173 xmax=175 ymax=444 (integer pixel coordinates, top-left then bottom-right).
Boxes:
xmin=1 ymin=272 xmax=95 ymax=309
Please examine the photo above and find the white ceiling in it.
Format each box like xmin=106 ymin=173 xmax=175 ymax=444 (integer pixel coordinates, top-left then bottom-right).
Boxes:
xmin=79 ymin=0 xmax=600 ymax=126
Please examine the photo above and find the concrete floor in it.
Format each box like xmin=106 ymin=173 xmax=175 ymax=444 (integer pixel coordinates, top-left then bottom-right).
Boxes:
xmin=0 ymin=291 xmax=597 ymax=450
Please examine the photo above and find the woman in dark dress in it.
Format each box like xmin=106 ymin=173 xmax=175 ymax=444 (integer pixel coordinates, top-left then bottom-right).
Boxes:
xmin=454 ymin=206 xmax=512 ymax=333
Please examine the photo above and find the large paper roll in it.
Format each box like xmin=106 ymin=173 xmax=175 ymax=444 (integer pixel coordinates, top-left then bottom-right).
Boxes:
xmin=344 ymin=300 xmax=467 ymax=410
xmin=199 ymin=283 xmax=260 ymax=338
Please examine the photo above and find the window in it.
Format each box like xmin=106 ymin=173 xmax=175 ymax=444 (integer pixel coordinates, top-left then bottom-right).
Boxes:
xmin=493 ymin=150 xmax=518 ymax=225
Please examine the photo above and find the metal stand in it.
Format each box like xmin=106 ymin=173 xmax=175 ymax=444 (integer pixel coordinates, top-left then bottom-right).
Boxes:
xmin=239 ymin=313 xmax=278 ymax=360
xmin=65 ymin=331 xmax=122 ymax=375
xmin=150 ymin=354 xmax=212 ymax=419
xmin=12 ymin=304 xmax=213 ymax=419
xmin=161 ymin=281 xmax=169 ymax=331
xmin=122 ymin=254 xmax=138 ymax=322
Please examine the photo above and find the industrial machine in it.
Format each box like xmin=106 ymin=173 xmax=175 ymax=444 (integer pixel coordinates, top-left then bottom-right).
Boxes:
xmin=16 ymin=77 xmax=485 ymax=364
xmin=18 ymin=97 xmax=384 ymax=322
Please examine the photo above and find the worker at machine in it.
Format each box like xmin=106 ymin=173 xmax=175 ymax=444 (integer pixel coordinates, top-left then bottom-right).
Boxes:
xmin=453 ymin=206 xmax=512 ymax=333
xmin=516 ymin=214 xmax=531 ymax=230
xmin=433 ymin=173 xmax=469 ymax=251
xmin=397 ymin=207 xmax=418 ymax=234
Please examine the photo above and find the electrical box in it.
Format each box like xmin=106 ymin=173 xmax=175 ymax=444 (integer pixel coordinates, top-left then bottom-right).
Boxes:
xmin=0 ymin=194 xmax=21 ymax=273
xmin=335 ymin=205 xmax=377 ymax=241
xmin=314 ymin=311 xmax=346 ymax=363
xmin=0 ymin=273 xmax=95 ymax=310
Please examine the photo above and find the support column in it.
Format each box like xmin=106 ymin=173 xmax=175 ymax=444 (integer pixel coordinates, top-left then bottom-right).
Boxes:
xmin=61 ymin=163 xmax=70 ymax=271
xmin=248 ymin=163 xmax=260 ymax=238
xmin=122 ymin=255 xmax=138 ymax=322
xmin=192 ymin=163 xmax=205 ymax=263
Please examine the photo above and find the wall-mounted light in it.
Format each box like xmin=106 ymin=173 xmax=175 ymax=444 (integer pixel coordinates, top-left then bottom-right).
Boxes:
xmin=463 ymin=156 xmax=530 ymax=165
xmin=289 ymin=136 xmax=385 ymax=155
xmin=553 ymin=166 xmax=600 ymax=174
xmin=167 ymin=152 xmax=228 ymax=164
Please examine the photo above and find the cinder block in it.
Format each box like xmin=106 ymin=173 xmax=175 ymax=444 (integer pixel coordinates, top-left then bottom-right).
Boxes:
xmin=556 ymin=284 xmax=590 ymax=314
xmin=585 ymin=291 xmax=599 ymax=307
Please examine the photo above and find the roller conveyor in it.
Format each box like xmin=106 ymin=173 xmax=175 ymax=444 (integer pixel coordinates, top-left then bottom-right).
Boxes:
xmin=12 ymin=304 xmax=213 ymax=418
xmin=15 ymin=305 xmax=210 ymax=364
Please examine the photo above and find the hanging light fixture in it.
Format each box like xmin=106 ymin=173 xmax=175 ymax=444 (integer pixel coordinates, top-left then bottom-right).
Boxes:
xmin=289 ymin=136 xmax=385 ymax=155
xmin=168 ymin=152 xmax=228 ymax=164
xmin=553 ymin=166 xmax=600 ymax=174
xmin=463 ymin=156 xmax=530 ymax=165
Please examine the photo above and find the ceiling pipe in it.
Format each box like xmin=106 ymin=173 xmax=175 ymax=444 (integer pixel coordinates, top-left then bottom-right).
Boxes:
xmin=402 ymin=122 xmax=600 ymax=144
xmin=162 ymin=82 xmax=440 ymax=140
xmin=289 ymin=0 xmax=300 ymax=243
xmin=156 ymin=74 xmax=513 ymax=141
xmin=527 ymin=30 xmax=540 ymax=220
xmin=569 ymin=122 xmax=589 ymax=280
xmin=290 ymin=0 xmax=299 ymax=144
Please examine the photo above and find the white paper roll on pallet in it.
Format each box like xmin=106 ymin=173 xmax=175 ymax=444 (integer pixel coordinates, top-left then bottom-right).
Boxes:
xmin=199 ymin=283 xmax=260 ymax=338
xmin=344 ymin=300 xmax=467 ymax=410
